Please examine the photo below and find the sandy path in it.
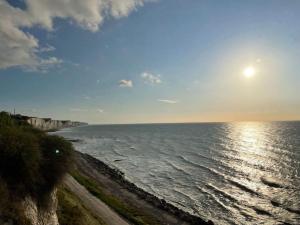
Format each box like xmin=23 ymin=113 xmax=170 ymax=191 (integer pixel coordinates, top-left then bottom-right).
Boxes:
xmin=63 ymin=174 xmax=130 ymax=225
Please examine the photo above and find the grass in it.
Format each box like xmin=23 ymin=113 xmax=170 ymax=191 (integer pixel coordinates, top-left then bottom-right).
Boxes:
xmin=71 ymin=171 xmax=161 ymax=225
xmin=57 ymin=186 xmax=106 ymax=225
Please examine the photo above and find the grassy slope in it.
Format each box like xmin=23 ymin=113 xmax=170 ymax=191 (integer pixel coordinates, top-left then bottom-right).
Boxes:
xmin=71 ymin=171 xmax=162 ymax=225
xmin=0 ymin=112 xmax=108 ymax=225
xmin=57 ymin=186 xmax=106 ymax=225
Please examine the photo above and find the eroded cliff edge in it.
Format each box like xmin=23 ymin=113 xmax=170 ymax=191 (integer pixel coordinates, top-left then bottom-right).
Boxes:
xmin=12 ymin=114 xmax=88 ymax=131
xmin=0 ymin=190 xmax=58 ymax=225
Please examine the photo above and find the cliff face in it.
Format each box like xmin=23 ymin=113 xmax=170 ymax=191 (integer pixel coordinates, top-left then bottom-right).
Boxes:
xmin=0 ymin=189 xmax=59 ymax=225
xmin=26 ymin=117 xmax=87 ymax=131
xmin=22 ymin=189 xmax=59 ymax=225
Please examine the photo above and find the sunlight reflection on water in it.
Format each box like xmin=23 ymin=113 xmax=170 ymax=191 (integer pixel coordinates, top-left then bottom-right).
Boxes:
xmin=223 ymin=122 xmax=300 ymax=224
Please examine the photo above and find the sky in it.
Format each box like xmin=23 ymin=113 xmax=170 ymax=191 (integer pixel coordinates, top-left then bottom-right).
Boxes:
xmin=0 ymin=0 xmax=300 ymax=124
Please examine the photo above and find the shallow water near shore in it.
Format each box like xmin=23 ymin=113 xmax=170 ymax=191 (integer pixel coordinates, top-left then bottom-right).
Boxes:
xmin=55 ymin=122 xmax=300 ymax=225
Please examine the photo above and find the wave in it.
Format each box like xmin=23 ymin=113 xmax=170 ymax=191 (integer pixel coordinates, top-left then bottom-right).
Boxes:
xmin=227 ymin=179 xmax=259 ymax=196
xmin=196 ymin=185 xmax=240 ymax=225
xmin=286 ymin=206 xmax=300 ymax=215
xmin=55 ymin=122 xmax=300 ymax=225
xmin=271 ymin=199 xmax=300 ymax=215
xmin=112 ymin=148 xmax=127 ymax=157
xmin=176 ymin=155 xmax=264 ymax=198
xmin=205 ymin=183 xmax=238 ymax=203
xmin=196 ymin=185 xmax=231 ymax=212
xmin=172 ymin=188 xmax=197 ymax=203
xmin=163 ymin=160 xmax=193 ymax=177
xmin=176 ymin=155 xmax=227 ymax=179
xmin=260 ymin=176 xmax=287 ymax=188
xmin=251 ymin=206 xmax=272 ymax=216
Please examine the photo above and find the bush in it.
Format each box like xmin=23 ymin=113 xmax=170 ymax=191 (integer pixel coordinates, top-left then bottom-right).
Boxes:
xmin=39 ymin=135 xmax=73 ymax=193
xmin=0 ymin=112 xmax=15 ymax=127
xmin=0 ymin=127 xmax=41 ymax=195
xmin=0 ymin=111 xmax=74 ymax=201
xmin=0 ymin=178 xmax=32 ymax=225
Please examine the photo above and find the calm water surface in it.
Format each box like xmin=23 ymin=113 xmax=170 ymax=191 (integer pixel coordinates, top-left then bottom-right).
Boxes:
xmin=55 ymin=122 xmax=300 ymax=225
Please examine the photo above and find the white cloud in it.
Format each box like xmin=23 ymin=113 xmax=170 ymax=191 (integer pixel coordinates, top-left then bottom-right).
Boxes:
xmin=119 ymin=79 xmax=133 ymax=87
xmin=97 ymin=108 xmax=104 ymax=113
xmin=38 ymin=44 xmax=55 ymax=52
xmin=24 ymin=56 xmax=63 ymax=72
xmin=0 ymin=0 xmax=152 ymax=70
xmin=40 ymin=56 xmax=63 ymax=65
xmin=157 ymin=99 xmax=178 ymax=104
xmin=84 ymin=95 xmax=91 ymax=100
xmin=141 ymin=72 xmax=161 ymax=84
xmin=0 ymin=1 xmax=39 ymax=69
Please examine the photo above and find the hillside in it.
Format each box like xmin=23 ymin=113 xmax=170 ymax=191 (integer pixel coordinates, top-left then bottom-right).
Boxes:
xmin=0 ymin=112 xmax=94 ymax=225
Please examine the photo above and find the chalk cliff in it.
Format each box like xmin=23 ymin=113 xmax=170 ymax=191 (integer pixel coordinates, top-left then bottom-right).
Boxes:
xmin=22 ymin=189 xmax=59 ymax=225
xmin=26 ymin=117 xmax=87 ymax=131
xmin=0 ymin=189 xmax=59 ymax=225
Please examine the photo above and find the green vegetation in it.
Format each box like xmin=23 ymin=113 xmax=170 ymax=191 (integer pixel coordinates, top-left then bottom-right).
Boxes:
xmin=0 ymin=111 xmax=74 ymax=222
xmin=0 ymin=126 xmax=41 ymax=195
xmin=0 ymin=111 xmax=73 ymax=200
xmin=0 ymin=111 xmax=160 ymax=225
xmin=57 ymin=186 xmax=106 ymax=225
xmin=71 ymin=171 xmax=161 ymax=225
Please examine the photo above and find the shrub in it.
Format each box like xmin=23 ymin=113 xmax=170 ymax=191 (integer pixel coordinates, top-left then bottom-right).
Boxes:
xmin=0 ymin=111 xmax=74 ymax=201
xmin=0 ymin=178 xmax=32 ymax=225
xmin=0 ymin=127 xmax=41 ymax=196
xmin=39 ymin=135 xmax=74 ymax=193
xmin=0 ymin=111 xmax=15 ymax=127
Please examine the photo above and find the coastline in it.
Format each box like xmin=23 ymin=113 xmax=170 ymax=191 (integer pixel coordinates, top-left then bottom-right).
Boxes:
xmin=72 ymin=150 xmax=214 ymax=225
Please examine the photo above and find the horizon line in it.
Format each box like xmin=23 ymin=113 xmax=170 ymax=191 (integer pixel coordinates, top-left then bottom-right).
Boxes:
xmin=87 ymin=119 xmax=300 ymax=126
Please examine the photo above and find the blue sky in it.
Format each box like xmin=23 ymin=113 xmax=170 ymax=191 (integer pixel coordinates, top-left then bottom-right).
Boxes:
xmin=0 ymin=0 xmax=300 ymax=123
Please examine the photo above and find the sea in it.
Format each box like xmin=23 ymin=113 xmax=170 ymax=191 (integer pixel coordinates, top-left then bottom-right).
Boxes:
xmin=55 ymin=122 xmax=300 ymax=225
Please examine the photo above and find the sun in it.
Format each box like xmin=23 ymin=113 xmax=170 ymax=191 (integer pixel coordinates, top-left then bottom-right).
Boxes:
xmin=243 ymin=66 xmax=256 ymax=78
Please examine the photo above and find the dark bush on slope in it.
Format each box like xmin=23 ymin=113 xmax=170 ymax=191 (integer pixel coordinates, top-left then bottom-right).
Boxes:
xmin=0 ymin=127 xmax=41 ymax=195
xmin=39 ymin=135 xmax=73 ymax=193
xmin=0 ymin=111 xmax=73 ymax=202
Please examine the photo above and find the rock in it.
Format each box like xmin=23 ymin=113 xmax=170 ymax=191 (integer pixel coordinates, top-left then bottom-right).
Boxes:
xmin=22 ymin=189 xmax=59 ymax=225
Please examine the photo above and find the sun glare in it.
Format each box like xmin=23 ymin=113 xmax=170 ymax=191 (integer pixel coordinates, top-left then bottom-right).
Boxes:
xmin=243 ymin=66 xmax=256 ymax=78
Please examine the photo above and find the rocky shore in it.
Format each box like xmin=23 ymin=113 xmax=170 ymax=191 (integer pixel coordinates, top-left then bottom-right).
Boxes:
xmin=74 ymin=151 xmax=215 ymax=225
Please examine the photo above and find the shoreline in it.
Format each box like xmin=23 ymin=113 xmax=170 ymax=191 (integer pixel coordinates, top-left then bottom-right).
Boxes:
xmin=73 ymin=150 xmax=214 ymax=225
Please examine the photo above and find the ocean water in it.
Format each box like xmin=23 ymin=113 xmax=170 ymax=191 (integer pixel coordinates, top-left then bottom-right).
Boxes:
xmin=55 ymin=122 xmax=300 ymax=225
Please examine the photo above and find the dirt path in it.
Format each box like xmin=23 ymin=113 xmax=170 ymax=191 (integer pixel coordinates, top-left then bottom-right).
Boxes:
xmin=63 ymin=174 xmax=130 ymax=225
